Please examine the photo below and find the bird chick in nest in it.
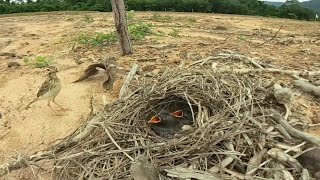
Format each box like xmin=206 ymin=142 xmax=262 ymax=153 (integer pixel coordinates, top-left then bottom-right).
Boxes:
xmin=147 ymin=102 xmax=195 ymax=138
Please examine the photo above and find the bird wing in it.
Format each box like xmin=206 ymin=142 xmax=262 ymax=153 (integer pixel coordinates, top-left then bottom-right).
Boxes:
xmin=72 ymin=63 xmax=106 ymax=83
xmin=37 ymin=78 xmax=51 ymax=97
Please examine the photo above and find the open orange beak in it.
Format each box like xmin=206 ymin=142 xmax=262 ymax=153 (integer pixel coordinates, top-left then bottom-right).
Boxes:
xmin=148 ymin=116 xmax=161 ymax=124
xmin=170 ymin=110 xmax=183 ymax=118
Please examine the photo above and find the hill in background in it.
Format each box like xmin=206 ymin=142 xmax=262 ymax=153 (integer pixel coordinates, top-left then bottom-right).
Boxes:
xmin=263 ymin=1 xmax=284 ymax=7
xmin=263 ymin=0 xmax=320 ymax=13
xmin=302 ymin=0 xmax=320 ymax=13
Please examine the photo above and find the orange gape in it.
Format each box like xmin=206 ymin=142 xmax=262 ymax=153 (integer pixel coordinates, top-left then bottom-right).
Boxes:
xmin=170 ymin=110 xmax=183 ymax=118
xmin=148 ymin=116 xmax=161 ymax=124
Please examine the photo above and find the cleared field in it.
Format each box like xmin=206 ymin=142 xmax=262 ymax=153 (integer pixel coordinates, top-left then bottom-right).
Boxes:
xmin=0 ymin=11 xmax=319 ymax=179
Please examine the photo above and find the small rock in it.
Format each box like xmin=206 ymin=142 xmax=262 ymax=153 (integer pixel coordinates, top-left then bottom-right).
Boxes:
xmin=20 ymin=42 xmax=29 ymax=46
xmin=152 ymin=69 xmax=160 ymax=75
xmin=301 ymin=48 xmax=311 ymax=53
xmin=311 ymin=111 xmax=320 ymax=124
xmin=75 ymin=58 xmax=85 ymax=65
xmin=141 ymin=64 xmax=156 ymax=72
xmin=7 ymin=61 xmax=21 ymax=68
xmin=0 ymin=112 xmax=2 ymax=119
xmin=215 ymin=26 xmax=228 ymax=30
xmin=1 ymin=38 xmax=12 ymax=47
xmin=0 ymin=52 xmax=16 ymax=57
xmin=181 ymin=125 xmax=191 ymax=131
xmin=313 ymin=80 xmax=320 ymax=86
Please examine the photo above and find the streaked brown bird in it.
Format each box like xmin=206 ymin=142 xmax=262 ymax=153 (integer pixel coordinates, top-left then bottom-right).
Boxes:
xmin=25 ymin=66 xmax=66 ymax=113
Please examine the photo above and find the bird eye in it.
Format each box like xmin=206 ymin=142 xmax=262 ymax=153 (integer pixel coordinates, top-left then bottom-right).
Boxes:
xmin=148 ymin=116 xmax=161 ymax=124
xmin=170 ymin=110 xmax=183 ymax=118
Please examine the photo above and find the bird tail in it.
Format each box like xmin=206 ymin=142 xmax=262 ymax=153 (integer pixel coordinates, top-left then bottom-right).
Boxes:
xmin=25 ymin=98 xmax=38 ymax=110
xmin=72 ymin=75 xmax=89 ymax=83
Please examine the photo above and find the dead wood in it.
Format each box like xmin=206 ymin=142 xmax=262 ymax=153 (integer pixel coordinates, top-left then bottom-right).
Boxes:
xmin=258 ymin=24 xmax=284 ymax=47
xmin=111 ymin=0 xmax=132 ymax=55
xmin=217 ymin=68 xmax=320 ymax=76
xmin=165 ymin=167 xmax=221 ymax=180
xmin=273 ymin=84 xmax=293 ymax=120
xmin=267 ymin=148 xmax=302 ymax=172
xmin=118 ymin=63 xmax=138 ymax=98
xmin=0 ymin=156 xmax=29 ymax=176
xmin=268 ymin=111 xmax=320 ymax=147
xmin=246 ymin=149 xmax=267 ymax=175
xmin=293 ymin=79 xmax=320 ymax=97
xmin=130 ymin=156 xmax=162 ymax=180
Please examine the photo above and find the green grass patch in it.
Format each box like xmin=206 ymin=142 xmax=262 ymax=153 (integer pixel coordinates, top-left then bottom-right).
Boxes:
xmin=72 ymin=32 xmax=118 ymax=48
xmin=128 ymin=21 xmax=153 ymax=41
xmin=82 ymin=14 xmax=94 ymax=23
xmin=187 ymin=17 xmax=197 ymax=23
xmin=24 ymin=56 xmax=54 ymax=68
xmin=168 ymin=28 xmax=181 ymax=37
xmin=150 ymin=13 xmax=173 ymax=23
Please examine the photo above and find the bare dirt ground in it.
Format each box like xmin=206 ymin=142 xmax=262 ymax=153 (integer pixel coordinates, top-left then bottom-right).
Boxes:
xmin=0 ymin=11 xmax=319 ymax=179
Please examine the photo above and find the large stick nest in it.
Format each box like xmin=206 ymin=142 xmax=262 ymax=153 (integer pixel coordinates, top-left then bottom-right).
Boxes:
xmin=52 ymin=68 xmax=310 ymax=179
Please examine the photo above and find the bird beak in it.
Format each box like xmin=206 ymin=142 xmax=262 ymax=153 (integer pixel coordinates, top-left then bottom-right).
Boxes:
xmin=170 ymin=110 xmax=183 ymax=118
xmin=148 ymin=116 xmax=161 ymax=124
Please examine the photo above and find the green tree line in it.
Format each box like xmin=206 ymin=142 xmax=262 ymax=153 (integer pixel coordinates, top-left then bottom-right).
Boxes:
xmin=0 ymin=0 xmax=316 ymax=21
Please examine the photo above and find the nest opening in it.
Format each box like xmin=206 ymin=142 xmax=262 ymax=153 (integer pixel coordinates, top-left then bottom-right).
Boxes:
xmin=143 ymin=95 xmax=199 ymax=138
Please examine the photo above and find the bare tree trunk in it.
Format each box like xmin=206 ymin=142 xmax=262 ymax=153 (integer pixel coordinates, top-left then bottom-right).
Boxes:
xmin=110 ymin=0 xmax=133 ymax=55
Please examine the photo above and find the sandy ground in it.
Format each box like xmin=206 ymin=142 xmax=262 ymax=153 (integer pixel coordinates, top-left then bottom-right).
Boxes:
xmin=0 ymin=11 xmax=319 ymax=179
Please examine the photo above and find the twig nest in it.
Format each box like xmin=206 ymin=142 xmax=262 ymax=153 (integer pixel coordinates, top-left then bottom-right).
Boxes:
xmin=51 ymin=68 xmax=316 ymax=179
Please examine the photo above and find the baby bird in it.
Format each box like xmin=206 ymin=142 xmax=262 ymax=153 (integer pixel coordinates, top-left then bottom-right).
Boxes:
xmin=25 ymin=66 xmax=66 ymax=113
xmin=148 ymin=105 xmax=194 ymax=138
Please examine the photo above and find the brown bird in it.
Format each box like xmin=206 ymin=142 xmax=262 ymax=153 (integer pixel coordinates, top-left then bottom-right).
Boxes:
xmin=72 ymin=63 xmax=107 ymax=83
xmin=147 ymin=102 xmax=194 ymax=138
xmin=72 ymin=60 xmax=118 ymax=83
xmin=25 ymin=66 xmax=66 ymax=113
xmin=102 ymin=61 xmax=118 ymax=91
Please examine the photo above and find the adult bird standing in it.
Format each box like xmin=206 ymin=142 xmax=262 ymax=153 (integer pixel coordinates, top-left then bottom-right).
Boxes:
xmin=25 ymin=66 xmax=66 ymax=113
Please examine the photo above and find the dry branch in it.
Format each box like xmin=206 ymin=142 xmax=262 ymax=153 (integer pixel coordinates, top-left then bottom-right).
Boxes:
xmin=217 ymin=68 xmax=320 ymax=76
xmin=165 ymin=167 xmax=221 ymax=180
xmin=0 ymin=156 xmax=29 ymax=176
xmin=269 ymin=112 xmax=320 ymax=147
xmin=246 ymin=149 xmax=267 ymax=175
xmin=119 ymin=63 xmax=138 ymax=98
xmin=130 ymin=156 xmax=162 ymax=180
xmin=111 ymin=0 xmax=132 ymax=55
xmin=258 ymin=24 xmax=284 ymax=47
xmin=293 ymin=79 xmax=320 ymax=97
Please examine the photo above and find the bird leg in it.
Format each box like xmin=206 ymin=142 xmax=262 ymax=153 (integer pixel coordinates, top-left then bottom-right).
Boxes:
xmin=47 ymin=100 xmax=59 ymax=115
xmin=53 ymin=97 xmax=69 ymax=111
